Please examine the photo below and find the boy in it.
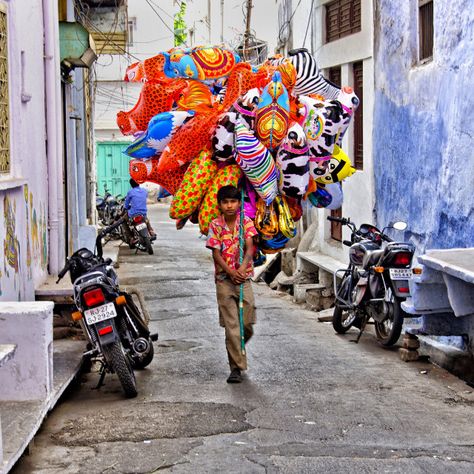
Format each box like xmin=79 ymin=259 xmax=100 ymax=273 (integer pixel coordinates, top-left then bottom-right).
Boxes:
xmin=206 ymin=185 xmax=258 ymax=383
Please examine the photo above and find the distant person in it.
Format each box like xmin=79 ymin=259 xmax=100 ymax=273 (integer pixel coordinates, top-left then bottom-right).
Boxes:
xmin=124 ymin=179 xmax=156 ymax=241
xmin=206 ymin=185 xmax=258 ymax=383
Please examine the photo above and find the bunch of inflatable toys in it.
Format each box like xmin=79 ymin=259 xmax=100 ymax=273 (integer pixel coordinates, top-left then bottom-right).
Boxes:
xmin=118 ymin=46 xmax=359 ymax=256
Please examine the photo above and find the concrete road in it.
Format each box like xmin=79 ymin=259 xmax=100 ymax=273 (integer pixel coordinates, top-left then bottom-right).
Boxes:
xmin=14 ymin=204 xmax=474 ymax=473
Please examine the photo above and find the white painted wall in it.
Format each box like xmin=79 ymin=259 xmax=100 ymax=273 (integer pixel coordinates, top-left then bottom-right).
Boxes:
xmin=304 ymin=0 xmax=375 ymax=263
xmin=0 ymin=0 xmax=53 ymax=300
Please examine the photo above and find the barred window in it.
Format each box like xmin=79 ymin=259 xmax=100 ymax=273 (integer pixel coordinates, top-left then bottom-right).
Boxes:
xmin=419 ymin=0 xmax=433 ymax=61
xmin=0 ymin=3 xmax=9 ymax=174
xmin=326 ymin=0 xmax=361 ymax=44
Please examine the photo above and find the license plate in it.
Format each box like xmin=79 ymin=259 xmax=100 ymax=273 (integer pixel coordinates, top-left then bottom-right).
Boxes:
xmin=84 ymin=302 xmax=117 ymax=325
xmin=389 ymin=268 xmax=412 ymax=280
xmin=135 ymin=222 xmax=147 ymax=231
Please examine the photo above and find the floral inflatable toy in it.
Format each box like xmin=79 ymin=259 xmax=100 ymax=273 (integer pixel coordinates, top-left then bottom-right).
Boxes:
xmin=299 ymin=95 xmax=344 ymax=158
xmin=198 ymin=164 xmax=242 ymax=235
xmin=255 ymin=71 xmax=290 ymax=150
xmin=124 ymin=111 xmax=195 ymax=159
xmin=117 ymin=80 xmax=187 ymax=135
xmin=129 ymin=158 xmax=187 ymax=195
xmin=157 ymin=110 xmax=220 ymax=172
xmin=169 ymin=151 xmax=217 ymax=219
xmin=234 ymin=122 xmax=279 ymax=205
xmin=276 ymin=123 xmax=310 ymax=198
xmin=176 ymin=81 xmax=215 ymax=112
xmin=269 ymin=48 xmax=340 ymax=99
xmin=163 ymin=46 xmax=240 ymax=81
xmin=310 ymin=145 xmax=355 ymax=184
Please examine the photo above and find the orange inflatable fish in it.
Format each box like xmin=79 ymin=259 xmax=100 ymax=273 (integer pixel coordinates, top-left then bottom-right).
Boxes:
xmin=129 ymin=158 xmax=187 ymax=195
xmin=124 ymin=54 xmax=166 ymax=83
xmin=117 ymin=80 xmax=187 ymax=135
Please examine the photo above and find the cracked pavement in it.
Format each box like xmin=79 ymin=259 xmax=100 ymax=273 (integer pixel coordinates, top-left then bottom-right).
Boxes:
xmin=13 ymin=204 xmax=474 ymax=473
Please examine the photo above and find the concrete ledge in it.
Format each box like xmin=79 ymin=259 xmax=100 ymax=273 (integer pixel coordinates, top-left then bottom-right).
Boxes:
xmin=0 ymin=302 xmax=54 ymax=401
xmin=296 ymin=251 xmax=345 ymax=288
xmin=1 ymin=339 xmax=85 ymax=474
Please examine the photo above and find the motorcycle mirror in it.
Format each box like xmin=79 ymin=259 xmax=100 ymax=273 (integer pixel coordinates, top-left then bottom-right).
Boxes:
xmin=392 ymin=221 xmax=407 ymax=231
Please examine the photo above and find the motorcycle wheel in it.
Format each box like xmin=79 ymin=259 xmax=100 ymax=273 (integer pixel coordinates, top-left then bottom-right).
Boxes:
xmin=141 ymin=235 xmax=154 ymax=255
xmin=102 ymin=341 xmax=137 ymax=398
xmin=332 ymin=274 xmax=358 ymax=334
xmin=374 ymin=293 xmax=404 ymax=347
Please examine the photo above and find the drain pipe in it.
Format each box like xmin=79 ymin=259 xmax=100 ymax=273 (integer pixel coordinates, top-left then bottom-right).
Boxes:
xmin=43 ymin=0 xmax=65 ymax=274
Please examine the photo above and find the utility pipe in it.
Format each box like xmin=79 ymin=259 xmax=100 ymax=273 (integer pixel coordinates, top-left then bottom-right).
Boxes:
xmin=42 ymin=0 xmax=65 ymax=274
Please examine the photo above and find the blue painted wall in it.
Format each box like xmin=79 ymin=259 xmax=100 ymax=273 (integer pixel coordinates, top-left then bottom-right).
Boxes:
xmin=373 ymin=0 xmax=474 ymax=253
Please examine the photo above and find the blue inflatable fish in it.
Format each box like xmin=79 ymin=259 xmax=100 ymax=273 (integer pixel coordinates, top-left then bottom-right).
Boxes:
xmin=124 ymin=111 xmax=195 ymax=159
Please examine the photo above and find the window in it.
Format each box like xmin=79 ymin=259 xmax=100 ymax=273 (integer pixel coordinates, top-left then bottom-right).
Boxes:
xmin=0 ymin=3 xmax=9 ymax=174
xmin=326 ymin=0 xmax=361 ymax=43
xmin=328 ymin=66 xmax=341 ymax=87
xmin=330 ymin=208 xmax=343 ymax=241
xmin=127 ymin=17 xmax=136 ymax=47
xmin=419 ymin=0 xmax=433 ymax=61
xmin=353 ymin=61 xmax=363 ymax=170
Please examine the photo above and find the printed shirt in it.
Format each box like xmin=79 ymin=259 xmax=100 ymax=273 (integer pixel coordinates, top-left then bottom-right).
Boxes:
xmin=124 ymin=186 xmax=148 ymax=217
xmin=206 ymin=213 xmax=258 ymax=279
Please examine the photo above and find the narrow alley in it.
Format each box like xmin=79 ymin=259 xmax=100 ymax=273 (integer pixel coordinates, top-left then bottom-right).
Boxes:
xmin=13 ymin=204 xmax=474 ymax=474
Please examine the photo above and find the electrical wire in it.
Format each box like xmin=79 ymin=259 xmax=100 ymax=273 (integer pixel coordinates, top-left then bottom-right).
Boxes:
xmin=278 ymin=0 xmax=303 ymax=48
xmin=145 ymin=0 xmax=188 ymax=47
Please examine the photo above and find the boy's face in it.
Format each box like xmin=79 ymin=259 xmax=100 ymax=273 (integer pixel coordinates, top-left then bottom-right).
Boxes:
xmin=219 ymin=198 xmax=240 ymax=217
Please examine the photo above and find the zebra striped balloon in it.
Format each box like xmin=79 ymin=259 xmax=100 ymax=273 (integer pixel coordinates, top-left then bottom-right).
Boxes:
xmin=269 ymin=48 xmax=340 ymax=99
xmin=235 ymin=122 xmax=279 ymax=205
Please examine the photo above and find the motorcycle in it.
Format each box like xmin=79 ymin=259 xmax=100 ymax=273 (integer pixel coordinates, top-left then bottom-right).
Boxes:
xmin=57 ymin=219 xmax=158 ymax=397
xmin=329 ymin=216 xmax=415 ymax=346
xmin=96 ymin=187 xmax=123 ymax=228
xmin=120 ymin=212 xmax=155 ymax=255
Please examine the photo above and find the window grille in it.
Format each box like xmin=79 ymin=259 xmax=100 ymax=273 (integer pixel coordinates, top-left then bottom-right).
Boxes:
xmin=419 ymin=0 xmax=433 ymax=61
xmin=353 ymin=61 xmax=363 ymax=170
xmin=0 ymin=3 xmax=9 ymax=174
xmin=326 ymin=0 xmax=361 ymax=43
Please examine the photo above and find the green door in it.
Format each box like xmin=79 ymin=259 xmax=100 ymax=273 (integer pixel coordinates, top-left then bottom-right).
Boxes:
xmin=96 ymin=142 xmax=131 ymax=198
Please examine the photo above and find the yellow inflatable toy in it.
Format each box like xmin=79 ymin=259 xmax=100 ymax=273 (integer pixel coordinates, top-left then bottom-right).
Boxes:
xmin=311 ymin=145 xmax=355 ymax=184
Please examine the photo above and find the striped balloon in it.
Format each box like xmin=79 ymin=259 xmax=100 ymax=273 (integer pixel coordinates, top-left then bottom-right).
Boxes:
xmin=235 ymin=122 xmax=279 ymax=205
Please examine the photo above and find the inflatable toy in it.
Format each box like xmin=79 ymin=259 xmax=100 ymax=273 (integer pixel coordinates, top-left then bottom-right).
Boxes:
xmin=169 ymin=151 xmax=217 ymax=219
xmin=325 ymin=182 xmax=344 ymax=210
xmin=308 ymin=186 xmax=332 ymax=208
xmin=243 ymin=180 xmax=258 ymax=219
xmin=299 ymin=95 xmax=344 ymax=158
xmin=129 ymin=158 xmax=187 ymax=195
xmin=276 ymin=122 xmax=310 ymax=198
xmin=163 ymin=46 xmax=239 ymax=81
xmin=220 ymin=62 xmax=257 ymax=111
xmin=234 ymin=122 xmax=279 ymax=205
xmin=269 ymin=48 xmax=340 ymax=99
xmin=285 ymin=195 xmax=303 ymax=221
xmin=176 ymin=80 xmax=214 ymax=112
xmin=260 ymin=232 xmax=290 ymax=253
xmin=198 ymin=164 xmax=242 ymax=235
xmin=124 ymin=111 xmax=195 ymax=158
xmin=157 ymin=110 xmax=219 ymax=172
xmin=336 ymin=86 xmax=360 ymax=145
xmin=254 ymin=198 xmax=279 ymax=240
xmin=274 ymin=195 xmax=297 ymax=239
xmin=124 ymin=54 xmax=166 ymax=83
xmin=255 ymin=71 xmax=290 ymax=150
xmin=310 ymin=145 xmax=355 ymax=184
xmin=117 ymin=80 xmax=187 ymax=135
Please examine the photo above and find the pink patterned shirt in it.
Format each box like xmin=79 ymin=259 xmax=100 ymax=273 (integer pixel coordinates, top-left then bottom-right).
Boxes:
xmin=206 ymin=213 xmax=258 ymax=279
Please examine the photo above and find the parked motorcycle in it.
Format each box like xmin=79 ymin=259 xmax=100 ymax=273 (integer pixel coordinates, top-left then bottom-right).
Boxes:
xmin=329 ymin=216 xmax=415 ymax=346
xmin=57 ymin=219 xmax=158 ymax=397
xmin=96 ymin=187 xmax=123 ymax=228
xmin=120 ymin=213 xmax=155 ymax=255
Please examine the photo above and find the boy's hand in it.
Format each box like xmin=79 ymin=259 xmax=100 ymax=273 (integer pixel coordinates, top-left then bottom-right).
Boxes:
xmin=228 ymin=268 xmax=246 ymax=284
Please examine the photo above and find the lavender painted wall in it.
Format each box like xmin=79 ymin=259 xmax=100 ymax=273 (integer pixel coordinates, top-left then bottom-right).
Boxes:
xmin=373 ymin=0 xmax=474 ymax=252
xmin=0 ymin=0 xmax=50 ymax=300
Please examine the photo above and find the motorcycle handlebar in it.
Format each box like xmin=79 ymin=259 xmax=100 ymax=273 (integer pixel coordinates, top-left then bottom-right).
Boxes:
xmin=56 ymin=260 xmax=70 ymax=283
xmin=327 ymin=216 xmax=349 ymax=225
xmin=96 ymin=216 xmax=126 ymax=258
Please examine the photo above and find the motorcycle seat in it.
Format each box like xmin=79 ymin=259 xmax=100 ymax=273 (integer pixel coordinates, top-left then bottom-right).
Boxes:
xmin=363 ymin=249 xmax=384 ymax=268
